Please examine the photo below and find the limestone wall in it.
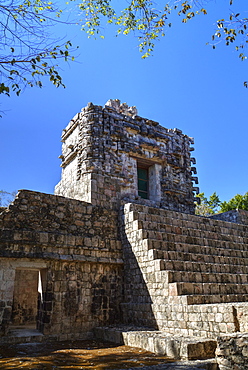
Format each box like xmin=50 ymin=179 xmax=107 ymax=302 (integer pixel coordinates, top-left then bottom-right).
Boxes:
xmin=216 ymin=333 xmax=248 ymax=369
xmin=0 ymin=189 xmax=122 ymax=261
xmin=0 ymin=190 xmax=123 ymax=339
xmin=55 ymin=100 xmax=198 ymax=214
xmin=210 ymin=209 xmax=248 ymax=225
xmin=120 ymin=202 xmax=248 ymax=338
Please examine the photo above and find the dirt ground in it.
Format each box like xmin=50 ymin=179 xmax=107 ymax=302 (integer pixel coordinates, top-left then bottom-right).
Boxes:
xmin=0 ymin=340 xmax=175 ymax=369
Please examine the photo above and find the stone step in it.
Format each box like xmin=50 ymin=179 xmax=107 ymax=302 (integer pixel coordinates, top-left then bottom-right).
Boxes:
xmin=127 ymin=206 xmax=247 ymax=234
xmin=168 ymin=281 xmax=248 ymax=296
xmin=144 ymin=239 xmax=248 ymax=259
xmin=159 ymin=258 xmax=248 ymax=275
xmin=161 ymin=249 xmax=246 ymax=268
xmin=166 ymin=269 xmax=248 ymax=285
xmin=141 ymin=231 xmax=248 ymax=252
xmin=185 ymin=294 xmax=248 ymax=305
xmin=0 ymin=328 xmax=44 ymax=344
xmin=138 ymin=219 xmax=248 ymax=240
xmin=94 ymin=326 xmax=217 ymax=361
xmin=150 ymin=248 xmax=248 ymax=267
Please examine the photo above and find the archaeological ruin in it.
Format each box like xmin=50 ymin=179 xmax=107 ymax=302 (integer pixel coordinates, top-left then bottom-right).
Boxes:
xmin=0 ymin=99 xmax=247 ymax=368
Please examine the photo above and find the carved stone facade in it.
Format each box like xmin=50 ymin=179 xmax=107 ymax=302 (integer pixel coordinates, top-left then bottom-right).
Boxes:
xmin=55 ymin=99 xmax=198 ymax=214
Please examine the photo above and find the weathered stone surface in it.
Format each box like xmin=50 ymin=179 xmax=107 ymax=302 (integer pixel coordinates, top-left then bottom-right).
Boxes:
xmin=216 ymin=333 xmax=248 ymax=369
xmin=210 ymin=209 xmax=248 ymax=225
xmin=94 ymin=326 xmax=217 ymax=360
xmin=120 ymin=202 xmax=248 ymax=338
xmin=55 ymin=101 xmax=197 ymax=214
xmin=0 ymin=190 xmax=122 ymax=262
xmin=0 ymin=190 xmax=123 ymax=338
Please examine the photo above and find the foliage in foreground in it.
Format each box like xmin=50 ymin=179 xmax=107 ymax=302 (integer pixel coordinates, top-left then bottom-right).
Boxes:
xmin=78 ymin=0 xmax=248 ymax=85
xmin=1 ymin=0 xmax=248 ymax=100
xmin=79 ymin=0 xmax=248 ymax=59
xmin=0 ymin=0 xmax=76 ymax=98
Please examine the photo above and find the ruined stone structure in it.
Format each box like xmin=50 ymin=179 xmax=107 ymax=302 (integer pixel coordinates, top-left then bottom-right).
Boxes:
xmin=0 ymin=100 xmax=248 ymax=365
xmin=0 ymin=191 xmax=122 ymax=339
xmin=54 ymin=99 xmax=198 ymax=213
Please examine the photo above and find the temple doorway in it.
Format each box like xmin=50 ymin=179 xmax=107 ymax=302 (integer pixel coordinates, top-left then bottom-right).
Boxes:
xmin=10 ymin=268 xmax=46 ymax=332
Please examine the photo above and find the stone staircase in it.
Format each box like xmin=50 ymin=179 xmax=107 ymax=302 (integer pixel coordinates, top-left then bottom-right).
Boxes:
xmin=120 ymin=203 xmax=248 ymax=338
xmin=94 ymin=326 xmax=218 ymax=363
xmin=94 ymin=203 xmax=248 ymax=360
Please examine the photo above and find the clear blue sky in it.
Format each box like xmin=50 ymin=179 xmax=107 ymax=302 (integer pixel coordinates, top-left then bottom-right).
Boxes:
xmin=1 ymin=1 xmax=248 ymax=203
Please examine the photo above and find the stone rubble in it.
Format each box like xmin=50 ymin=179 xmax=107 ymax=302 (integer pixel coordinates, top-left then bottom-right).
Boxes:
xmin=216 ymin=333 xmax=248 ymax=369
